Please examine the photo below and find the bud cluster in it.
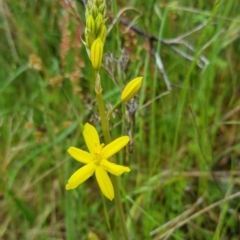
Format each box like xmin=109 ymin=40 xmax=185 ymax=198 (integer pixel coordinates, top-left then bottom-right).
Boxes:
xmin=85 ymin=0 xmax=106 ymax=70
xmin=84 ymin=0 xmax=143 ymax=100
xmin=85 ymin=0 xmax=107 ymax=49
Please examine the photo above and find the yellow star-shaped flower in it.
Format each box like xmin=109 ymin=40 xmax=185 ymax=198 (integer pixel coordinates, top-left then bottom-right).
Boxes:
xmin=66 ymin=123 xmax=130 ymax=200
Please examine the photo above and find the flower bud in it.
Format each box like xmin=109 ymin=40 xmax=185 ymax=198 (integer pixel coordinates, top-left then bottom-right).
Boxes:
xmin=90 ymin=38 xmax=103 ymax=70
xmin=97 ymin=25 xmax=106 ymax=45
xmin=95 ymin=13 xmax=103 ymax=35
xmin=86 ymin=2 xmax=93 ymax=17
xmin=121 ymin=77 xmax=143 ymax=102
xmin=91 ymin=5 xmax=98 ymax=19
xmin=88 ymin=232 xmax=100 ymax=240
xmin=96 ymin=0 xmax=104 ymax=7
xmin=86 ymin=15 xmax=95 ymax=35
xmin=98 ymin=3 xmax=105 ymax=15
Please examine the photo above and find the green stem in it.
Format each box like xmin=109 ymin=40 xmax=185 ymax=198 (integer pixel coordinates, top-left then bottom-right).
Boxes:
xmin=111 ymin=176 xmax=129 ymax=240
xmin=95 ymin=87 xmax=111 ymax=143
xmin=107 ymin=101 xmax=121 ymax=120
xmin=94 ymin=73 xmax=129 ymax=240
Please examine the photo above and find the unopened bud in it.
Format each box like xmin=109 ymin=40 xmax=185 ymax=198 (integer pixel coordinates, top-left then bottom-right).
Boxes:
xmin=121 ymin=77 xmax=143 ymax=102
xmin=96 ymin=0 xmax=104 ymax=7
xmin=86 ymin=15 xmax=95 ymax=34
xmin=88 ymin=232 xmax=100 ymax=240
xmin=91 ymin=5 xmax=98 ymax=19
xmin=97 ymin=25 xmax=106 ymax=45
xmin=86 ymin=2 xmax=93 ymax=16
xmin=90 ymin=38 xmax=103 ymax=70
xmin=98 ymin=3 xmax=105 ymax=15
xmin=95 ymin=13 xmax=103 ymax=34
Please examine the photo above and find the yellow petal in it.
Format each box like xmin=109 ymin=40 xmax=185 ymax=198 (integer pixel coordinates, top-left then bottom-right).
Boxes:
xmin=83 ymin=123 xmax=100 ymax=154
xmin=95 ymin=166 xmax=114 ymax=200
xmin=100 ymin=159 xmax=131 ymax=176
xmin=102 ymin=136 xmax=129 ymax=159
xmin=66 ymin=163 xmax=96 ymax=190
xmin=68 ymin=147 xmax=93 ymax=164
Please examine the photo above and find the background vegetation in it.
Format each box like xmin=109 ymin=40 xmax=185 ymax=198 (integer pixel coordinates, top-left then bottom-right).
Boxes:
xmin=1 ymin=0 xmax=240 ymax=239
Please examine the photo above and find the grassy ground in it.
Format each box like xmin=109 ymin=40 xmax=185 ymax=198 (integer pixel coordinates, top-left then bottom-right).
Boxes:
xmin=1 ymin=0 xmax=240 ymax=239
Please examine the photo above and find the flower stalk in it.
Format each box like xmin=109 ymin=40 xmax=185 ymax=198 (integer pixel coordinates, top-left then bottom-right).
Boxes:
xmin=94 ymin=72 xmax=130 ymax=240
xmin=64 ymin=1 xmax=143 ymax=239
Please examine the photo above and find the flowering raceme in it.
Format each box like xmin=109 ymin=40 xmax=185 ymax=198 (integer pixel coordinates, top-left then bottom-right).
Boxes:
xmin=66 ymin=123 xmax=130 ymax=200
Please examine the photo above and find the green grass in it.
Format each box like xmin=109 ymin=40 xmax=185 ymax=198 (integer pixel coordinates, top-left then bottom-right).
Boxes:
xmin=1 ymin=0 xmax=240 ymax=239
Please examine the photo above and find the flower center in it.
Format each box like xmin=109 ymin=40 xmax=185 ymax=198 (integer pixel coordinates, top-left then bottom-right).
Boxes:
xmin=93 ymin=143 xmax=105 ymax=164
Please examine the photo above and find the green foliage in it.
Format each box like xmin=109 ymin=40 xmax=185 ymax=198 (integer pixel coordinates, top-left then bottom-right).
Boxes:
xmin=1 ymin=0 xmax=240 ymax=239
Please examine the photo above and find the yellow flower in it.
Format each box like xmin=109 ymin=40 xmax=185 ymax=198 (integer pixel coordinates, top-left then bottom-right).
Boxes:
xmin=121 ymin=77 xmax=143 ymax=103
xmin=66 ymin=123 xmax=130 ymax=200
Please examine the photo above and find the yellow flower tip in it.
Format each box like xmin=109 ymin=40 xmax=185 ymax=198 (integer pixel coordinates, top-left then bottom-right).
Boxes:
xmin=88 ymin=232 xmax=101 ymax=240
xmin=105 ymin=189 xmax=114 ymax=201
xmin=125 ymin=136 xmax=130 ymax=143
xmin=90 ymin=38 xmax=103 ymax=70
xmin=95 ymin=167 xmax=114 ymax=200
xmin=65 ymin=182 xmax=74 ymax=190
xmin=121 ymin=77 xmax=143 ymax=103
xmin=67 ymin=147 xmax=72 ymax=153
xmin=84 ymin=122 xmax=93 ymax=130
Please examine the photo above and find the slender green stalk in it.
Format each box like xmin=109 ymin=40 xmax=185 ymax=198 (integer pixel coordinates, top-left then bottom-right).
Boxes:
xmin=94 ymin=72 xmax=130 ymax=240
xmin=95 ymin=77 xmax=111 ymax=143
xmin=111 ymin=176 xmax=129 ymax=240
xmin=107 ymin=101 xmax=121 ymax=120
